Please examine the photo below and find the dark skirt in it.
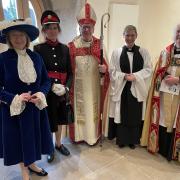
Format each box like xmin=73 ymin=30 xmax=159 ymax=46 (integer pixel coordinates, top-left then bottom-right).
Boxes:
xmin=108 ymin=118 xmax=143 ymax=145
xmin=108 ymin=82 xmax=143 ymax=145
xmin=0 ymin=104 xmax=54 ymax=166
xmin=158 ymin=125 xmax=175 ymax=161
xmin=120 ymin=82 xmax=143 ymax=126
xmin=47 ymin=91 xmax=68 ymax=132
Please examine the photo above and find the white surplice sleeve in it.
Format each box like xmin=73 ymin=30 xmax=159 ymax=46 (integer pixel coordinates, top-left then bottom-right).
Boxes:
xmin=131 ymin=48 xmax=152 ymax=102
xmin=109 ymin=48 xmax=127 ymax=123
xmin=109 ymin=48 xmax=126 ymax=98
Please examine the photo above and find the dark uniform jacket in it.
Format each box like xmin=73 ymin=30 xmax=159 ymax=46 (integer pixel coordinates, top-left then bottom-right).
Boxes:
xmin=34 ymin=42 xmax=73 ymax=131
xmin=34 ymin=42 xmax=73 ymax=88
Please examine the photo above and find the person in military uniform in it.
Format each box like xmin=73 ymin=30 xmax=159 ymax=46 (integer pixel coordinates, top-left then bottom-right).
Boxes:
xmin=34 ymin=10 xmax=73 ymax=162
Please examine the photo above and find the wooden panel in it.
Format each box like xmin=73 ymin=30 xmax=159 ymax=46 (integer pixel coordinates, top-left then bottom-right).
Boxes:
xmin=17 ymin=0 xmax=29 ymax=19
xmin=0 ymin=0 xmax=4 ymax=20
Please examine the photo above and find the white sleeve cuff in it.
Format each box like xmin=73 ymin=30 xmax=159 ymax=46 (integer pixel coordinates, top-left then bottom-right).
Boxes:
xmin=10 ymin=95 xmax=26 ymax=116
xmin=35 ymin=92 xmax=48 ymax=110
xmin=52 ymin=83 xmax=66 ymax=96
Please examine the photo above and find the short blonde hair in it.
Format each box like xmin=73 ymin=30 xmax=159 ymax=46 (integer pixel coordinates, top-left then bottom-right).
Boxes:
xmin=6 ymin=30 xmax=30 ymax=49
xmin=123 ymin=25 xmax=137 ymax=35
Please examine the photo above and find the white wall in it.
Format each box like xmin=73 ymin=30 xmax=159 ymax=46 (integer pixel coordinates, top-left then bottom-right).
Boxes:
xmin=108 ymin=3 xmax=139 ymax=58
xmin=50 ymin=0 xmax=84 ymax=44
xmin=138 ymin=0 xmax=180 ymax=62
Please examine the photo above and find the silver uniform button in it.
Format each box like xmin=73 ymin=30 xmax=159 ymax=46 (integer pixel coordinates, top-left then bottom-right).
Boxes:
xmin=53 ymin=54 xmax=56 ymax=57
xmin=52 ymin=47 xmax=55 ymax=50
xmin=55 ymin=79 xmax=58 ymax=82
xmin=54 ymin=62 xmax=58 ymax=66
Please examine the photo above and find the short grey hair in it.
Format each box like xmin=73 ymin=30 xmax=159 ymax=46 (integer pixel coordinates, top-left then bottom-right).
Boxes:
xmin=123 ymin=25 xmax=137 ymax=35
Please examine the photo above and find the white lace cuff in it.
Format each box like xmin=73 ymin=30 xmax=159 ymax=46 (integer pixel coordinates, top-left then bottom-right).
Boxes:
xmin=34 ymin=92 xmax=48 ymax=110
xmin=10 ymin=95 xmax=26 ymax=116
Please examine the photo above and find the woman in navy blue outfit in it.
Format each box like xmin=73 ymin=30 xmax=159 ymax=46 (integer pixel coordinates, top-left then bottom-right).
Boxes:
xmin=0 ymin=19 xmax=53 ymax=180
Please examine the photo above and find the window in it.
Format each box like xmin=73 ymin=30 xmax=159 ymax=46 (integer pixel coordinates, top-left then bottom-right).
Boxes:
xmin=0 ymin=0 xmax=44 ymax=28
xmin=0 ymin=0 xmax=44 ymax=43
xmin=2 ymin=0 xmax=18 ymax=20
xmin=29 ymin=0 xmax=37 ymax=26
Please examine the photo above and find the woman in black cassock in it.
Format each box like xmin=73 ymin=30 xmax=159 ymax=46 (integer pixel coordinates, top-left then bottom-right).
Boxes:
xmin=108 ymin=25 xmax=152 ymax=149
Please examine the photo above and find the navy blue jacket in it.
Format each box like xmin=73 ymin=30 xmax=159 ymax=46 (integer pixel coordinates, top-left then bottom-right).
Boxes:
xmin=0 ymin=49 xmax=53 ymax=166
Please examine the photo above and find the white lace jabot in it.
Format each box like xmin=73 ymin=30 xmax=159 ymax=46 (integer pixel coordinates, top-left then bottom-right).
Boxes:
xmin=15 ymin=49 xmax=37 ymax=84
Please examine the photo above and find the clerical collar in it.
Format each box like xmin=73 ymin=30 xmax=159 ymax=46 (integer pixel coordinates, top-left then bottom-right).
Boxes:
xmin=124 ymin=45 xmax=135 ymax=52
xmin=174 ymin=45 xmax=180 ymax=54
xmin=175 ymin=47 xmax=180 ymax=51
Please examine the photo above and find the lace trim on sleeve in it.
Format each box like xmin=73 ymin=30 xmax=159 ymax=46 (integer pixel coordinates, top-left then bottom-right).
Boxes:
xmin=10 ymin=95 xmax=26 ymax=116
xmin=34 ymin=92 xmax=48 ymax=110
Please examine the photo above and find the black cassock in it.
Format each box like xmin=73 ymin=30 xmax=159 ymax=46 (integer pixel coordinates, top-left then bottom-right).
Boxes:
xmin=108 ymin=45 xmax=144 ymax=145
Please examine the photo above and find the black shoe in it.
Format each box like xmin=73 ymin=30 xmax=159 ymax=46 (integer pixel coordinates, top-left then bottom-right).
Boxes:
xmin=118 ymin=144 xmax=125 ymax=148
xmin=47 ymin=152 xmax=55 ymax=163
xmin=129 ymin=144 xmax=136 ymax=149
xmin=28 ymin=167 xmax=48 ymax=176
xmin=55 ymin=144 xmax=70 ymax=156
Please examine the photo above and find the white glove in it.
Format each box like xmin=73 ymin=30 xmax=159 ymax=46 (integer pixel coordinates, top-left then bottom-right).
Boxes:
xmin=52 ymin=83 xmax=66 ymax=96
